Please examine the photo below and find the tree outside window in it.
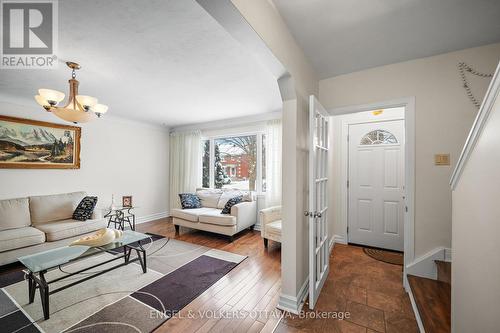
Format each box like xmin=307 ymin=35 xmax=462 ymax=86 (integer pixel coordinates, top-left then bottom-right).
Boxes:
xmin=202 ymin=140 xmax=210 ymax=188
xmin=214 ymin=142 xmax=226 ymax=189
xmin=201 ymin=134 xmax=265 ymax=192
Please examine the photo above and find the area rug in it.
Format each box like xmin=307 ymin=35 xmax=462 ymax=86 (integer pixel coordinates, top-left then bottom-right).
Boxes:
xmin=363 ymin=247 xmax=403 ymax=266
xmin=0 ymin=234 xmax=246 ymax=333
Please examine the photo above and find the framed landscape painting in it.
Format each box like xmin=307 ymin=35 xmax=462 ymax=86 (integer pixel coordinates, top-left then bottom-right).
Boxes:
xmin=0 ymin=115 xmax=81 ymax=169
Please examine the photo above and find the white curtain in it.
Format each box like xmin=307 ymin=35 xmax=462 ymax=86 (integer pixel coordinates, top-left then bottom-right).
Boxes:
xmin=169 ymin=130 xmax=201 ymax=210
xmin=265 ymin=119 xmax=282 ymax=207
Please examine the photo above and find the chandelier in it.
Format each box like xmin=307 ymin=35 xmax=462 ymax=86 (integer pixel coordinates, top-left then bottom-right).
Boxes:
xmin=34 ymin=61 xmax=108 ymax=124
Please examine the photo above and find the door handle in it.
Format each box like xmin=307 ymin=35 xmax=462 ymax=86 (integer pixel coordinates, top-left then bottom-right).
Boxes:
xmin=305 ymin=211 xmax=323 ymax=218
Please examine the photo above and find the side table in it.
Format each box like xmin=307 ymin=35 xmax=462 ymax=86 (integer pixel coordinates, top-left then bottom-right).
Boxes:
xmin=104 ymin=206 xmax=137 ymax=231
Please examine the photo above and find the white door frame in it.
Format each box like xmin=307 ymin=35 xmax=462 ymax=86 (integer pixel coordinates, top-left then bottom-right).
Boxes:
xmin=328 ymin=97 xmax=415 ymax=290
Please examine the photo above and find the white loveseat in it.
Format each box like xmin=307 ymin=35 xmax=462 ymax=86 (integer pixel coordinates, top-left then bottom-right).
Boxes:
xmin=171 ymin=188 xmax=257 ymax=241
xmin=0 ymin=191 xmax=107 ymax=266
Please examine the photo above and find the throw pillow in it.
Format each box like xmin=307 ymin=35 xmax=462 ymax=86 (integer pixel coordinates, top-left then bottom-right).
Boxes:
xmin=221 ymin=196 xmax=242 ymax=214
xmin=72 ymin=196 xmax=98 ymax=221
xmin=217 ymin=190 xmax=252 ymax=209
xmin=195 ymin=189 xmax=223 ymax=208
xmin=179 ymin=193 xmax=202 ymax=209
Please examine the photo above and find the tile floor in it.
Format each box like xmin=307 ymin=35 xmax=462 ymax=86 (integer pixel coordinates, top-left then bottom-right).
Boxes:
xmin=276 ymin=244 xmax=419 ymax=333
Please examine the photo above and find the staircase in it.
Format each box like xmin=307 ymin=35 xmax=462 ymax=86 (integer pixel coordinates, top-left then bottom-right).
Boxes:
xmin=408 ymin=260 xmax=451 ymax=333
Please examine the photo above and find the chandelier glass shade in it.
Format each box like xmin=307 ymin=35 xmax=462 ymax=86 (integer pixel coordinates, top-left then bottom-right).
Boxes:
xmin=34 ymin=62 xmax=108 ymax=124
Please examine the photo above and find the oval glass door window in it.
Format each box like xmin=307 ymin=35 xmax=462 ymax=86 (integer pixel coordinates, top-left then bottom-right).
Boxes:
xmin=360 ymin=130 xmax=398 ymax=145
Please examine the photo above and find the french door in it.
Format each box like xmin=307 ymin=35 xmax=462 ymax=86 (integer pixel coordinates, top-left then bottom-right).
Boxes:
xmin=308 ymin=95 xmax=330 ymax=309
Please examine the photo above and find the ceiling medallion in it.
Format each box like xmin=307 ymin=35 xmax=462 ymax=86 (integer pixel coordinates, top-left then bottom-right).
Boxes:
xmin=34 ymin=62 xmax=108 ymax=124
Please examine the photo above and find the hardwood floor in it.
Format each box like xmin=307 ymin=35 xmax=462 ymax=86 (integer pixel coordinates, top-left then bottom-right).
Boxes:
xmin=0 ymin=218 xmax=419 ymax=333
xmin=435 ymin=260 xmax=451 ymax=285
xmin=408 ymin=274 xmax=451 ymax=333
xmin=137 ymin=218 xmax=283 ymax=333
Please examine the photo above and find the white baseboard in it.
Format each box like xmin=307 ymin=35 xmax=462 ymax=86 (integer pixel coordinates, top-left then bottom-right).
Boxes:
xmin=278 ymin=240 xmax=334 ymax=314
xmin=277 ymin=276 xmax=308 ymax=315
xmin=406 ymin=246 xmax=451 ymax=280
xmin=135 ymin=211 xmax=169 ymax=225
xmin=333 ymin=234 xmax=347 ymax=244
xmin=406 ymin=275 xmax=426 ymax=333
xmin=329 ymin=237 xmax=335 ymax=254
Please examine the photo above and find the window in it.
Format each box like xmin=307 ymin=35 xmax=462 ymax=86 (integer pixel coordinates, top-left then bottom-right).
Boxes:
xmin=360 ymin=130 xmax=398 ymax=145
xmin=215 ymin=135 xmax=257 ymax=190
xmin=201 ymin=133 xmax=266 ymax=192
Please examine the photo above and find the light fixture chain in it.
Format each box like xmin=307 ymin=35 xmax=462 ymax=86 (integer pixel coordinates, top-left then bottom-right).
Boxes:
xmin=458 ymin=62 xmax=493 ymax=109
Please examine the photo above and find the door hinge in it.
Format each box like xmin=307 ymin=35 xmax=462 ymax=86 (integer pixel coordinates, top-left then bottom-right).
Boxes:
xmin=347 ymin=135 xmax=349 ymax=142
xmin=347 ymin=180 xmax=349 ymax=188
xmin=347 ymin=226 xmax=349 ymax=234
xmin=405 ymin=206 xmax=408 ymax=213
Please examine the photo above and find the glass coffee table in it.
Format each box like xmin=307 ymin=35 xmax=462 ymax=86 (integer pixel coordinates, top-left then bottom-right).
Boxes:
xmin=18 ymin=230 xmax=150 ymax=320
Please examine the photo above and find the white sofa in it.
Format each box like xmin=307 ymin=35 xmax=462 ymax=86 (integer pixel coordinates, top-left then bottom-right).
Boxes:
xmin=171 ymin=188 xmax=257 ymax=241
xmin=0 ymin=192 xmax=107 ymax=266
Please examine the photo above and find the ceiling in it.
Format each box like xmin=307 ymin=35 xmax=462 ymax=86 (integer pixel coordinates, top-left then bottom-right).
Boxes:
xmin=0 ymin=0 xmax=282 ymax=127
xmin=273 ymin=0 xmax=500 ymax=79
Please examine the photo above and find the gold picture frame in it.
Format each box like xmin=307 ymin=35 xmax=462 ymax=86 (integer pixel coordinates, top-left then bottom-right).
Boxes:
xmin=0 ymin=115 xmax=81 ymax=169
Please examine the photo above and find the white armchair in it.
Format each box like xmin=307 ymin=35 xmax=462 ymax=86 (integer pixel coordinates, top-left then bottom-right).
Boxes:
xmin=259 ymin=206 xmax=282 ymax=247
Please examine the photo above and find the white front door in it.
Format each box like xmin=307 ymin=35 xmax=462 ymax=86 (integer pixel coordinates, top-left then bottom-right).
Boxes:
xmin=308 ymin=95 xmax=329 ymax=309
xmin=348 ymin=120 xmax=405 ymax=251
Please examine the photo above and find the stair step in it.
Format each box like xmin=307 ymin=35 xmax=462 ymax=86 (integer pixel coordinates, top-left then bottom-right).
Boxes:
xmin=408 ymin=274 xmax=451 ymax=333
xmin=435 ymin=260 xmax=451 ymax=284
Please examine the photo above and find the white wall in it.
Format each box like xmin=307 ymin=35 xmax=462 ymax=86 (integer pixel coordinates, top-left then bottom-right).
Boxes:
xmin=0 ymin=100 xmax=170 ymax=222
xmin=319 ymin=43 xmax=500 ymax=259
xmin=451 ymin=74 xmax=500 ymax=332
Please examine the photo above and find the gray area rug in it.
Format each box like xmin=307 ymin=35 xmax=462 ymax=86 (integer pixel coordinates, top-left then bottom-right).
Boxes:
xmin=0 ymin=235 xmax=246 ymax=333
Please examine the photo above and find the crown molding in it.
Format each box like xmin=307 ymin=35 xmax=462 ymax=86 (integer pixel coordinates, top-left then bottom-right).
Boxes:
xmin=170 ymin=110 xmax=282 ymax=133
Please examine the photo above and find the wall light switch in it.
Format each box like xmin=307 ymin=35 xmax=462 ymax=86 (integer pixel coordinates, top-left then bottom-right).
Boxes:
xmin=435 ymin=154 xmax=450 ymax=166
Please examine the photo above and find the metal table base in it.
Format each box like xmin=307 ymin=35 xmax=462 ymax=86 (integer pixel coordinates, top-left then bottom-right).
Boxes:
xmin=26 ymin=241 xmax=146 ymax=320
